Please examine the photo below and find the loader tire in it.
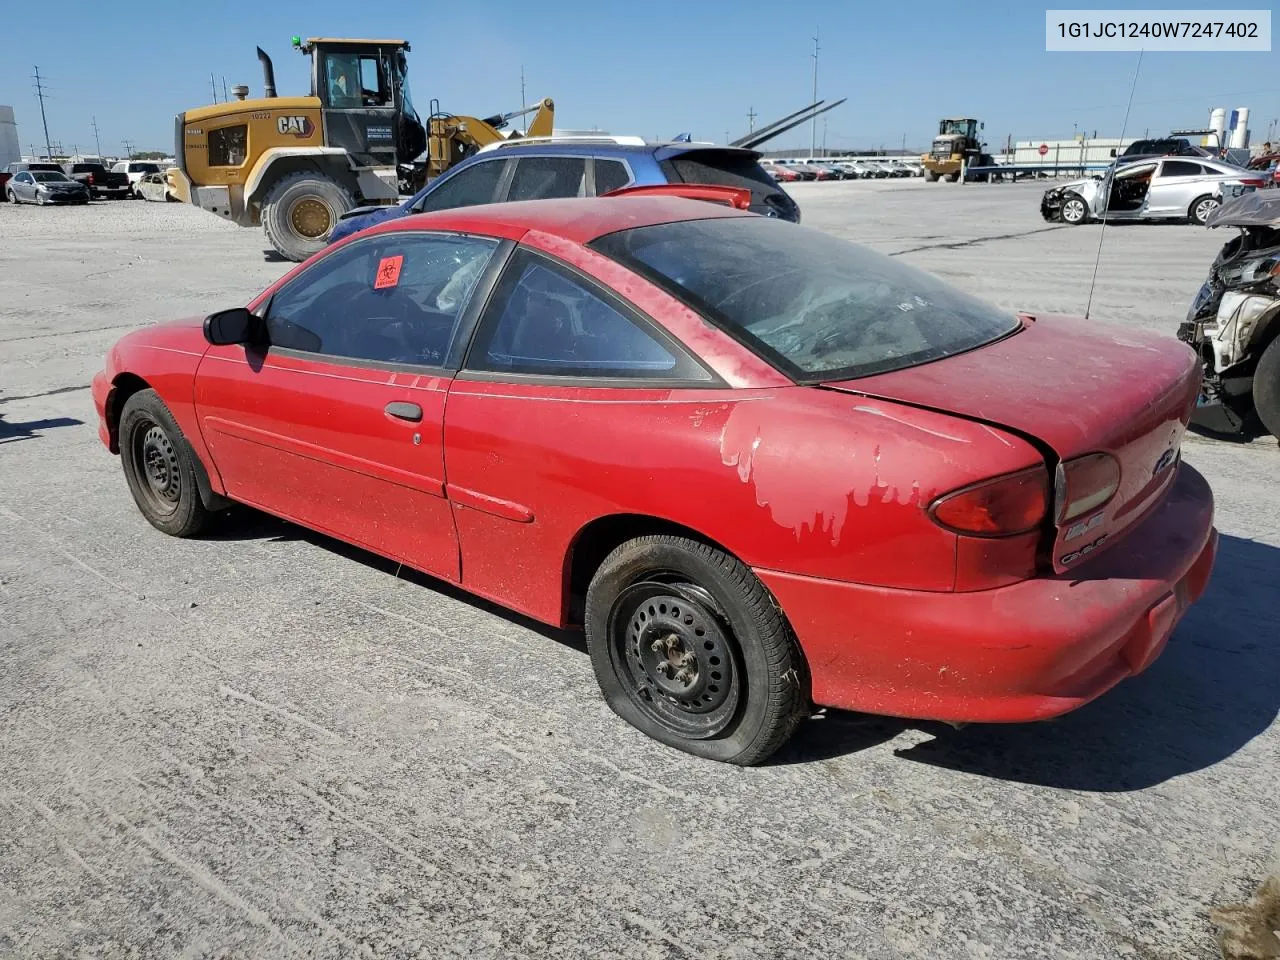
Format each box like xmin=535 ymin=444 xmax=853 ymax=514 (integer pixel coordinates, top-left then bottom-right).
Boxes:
xmin=924 ymin=170 xmax=939 ymax=183
xmin=1253 ymin=336 xmax=1280 ymax=440
xmin=261 ymin=172 xmax=354 ymax=263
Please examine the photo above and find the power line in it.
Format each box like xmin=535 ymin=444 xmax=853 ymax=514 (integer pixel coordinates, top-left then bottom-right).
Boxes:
xmin=32 ymin=65 xmax=53 ymax=160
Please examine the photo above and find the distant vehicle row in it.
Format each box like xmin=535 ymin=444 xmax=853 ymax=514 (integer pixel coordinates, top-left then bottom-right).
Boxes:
xmin=760 ymin=158 xmax=924 ymax=182
xmin=1 ymin=160 xmax=165 ymax=202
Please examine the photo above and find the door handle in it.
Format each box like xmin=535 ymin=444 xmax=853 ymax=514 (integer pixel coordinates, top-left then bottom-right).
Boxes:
xmin=385 ymin=401 xmax=423 ymax=422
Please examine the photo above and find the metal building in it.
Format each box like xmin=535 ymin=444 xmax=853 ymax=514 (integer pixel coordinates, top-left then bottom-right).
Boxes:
xmin=0 ymin=106 xmax=20 ymax=169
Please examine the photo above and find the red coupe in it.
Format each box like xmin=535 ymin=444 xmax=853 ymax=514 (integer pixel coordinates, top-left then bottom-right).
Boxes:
xmin=93 ymin=190 xmax=1218 ymax=764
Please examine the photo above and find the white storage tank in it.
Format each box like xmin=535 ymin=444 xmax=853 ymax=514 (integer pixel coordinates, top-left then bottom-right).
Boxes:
xmin=0 ymin=106 xmax=19 ymax=169
xmin=1210 ymin=107 xmax=1227 ymax=148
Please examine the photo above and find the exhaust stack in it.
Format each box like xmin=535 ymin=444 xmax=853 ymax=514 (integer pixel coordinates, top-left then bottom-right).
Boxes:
xmin=256 ymin=47 xmax=277 ymax=98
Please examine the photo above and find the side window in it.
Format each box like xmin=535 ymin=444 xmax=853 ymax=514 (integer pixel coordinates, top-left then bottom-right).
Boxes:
xmin=15 ymin=173 xmax=31 ymax=183
xmin=507 ymin=157 xmax=587 ymax=201
xmin=466 ymin=248 xmax=705 ymax=380
xmin=1161 ymin=160 xmax=1202 ymax=178
xmin=415 ymin=161 xmax=506 ymax=213
xmin=265 ymin=233 xmax=498 ymax=367
xmin=593 ymin=159 xmax=631 ymax=195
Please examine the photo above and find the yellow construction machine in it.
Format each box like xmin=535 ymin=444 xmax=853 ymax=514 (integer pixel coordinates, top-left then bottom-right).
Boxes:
xmin=168 ymin=37 xmax=553 ymax=261
xmin=921 ymin=118 xmax=993 ymax=183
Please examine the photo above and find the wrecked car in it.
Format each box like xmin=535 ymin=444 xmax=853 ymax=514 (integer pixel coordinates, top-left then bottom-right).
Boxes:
xmin=1178 ymin=190 xmax=1280 ymax=438
xmin=92 ymin=190 xmax=1216 ymax=765
xmin=1041 ymin=157 xmax=1267 ymax=226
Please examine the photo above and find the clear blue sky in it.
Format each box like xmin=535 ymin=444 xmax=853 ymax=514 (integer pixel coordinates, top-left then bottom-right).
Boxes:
xmin=2 ymin=0 xmax=1278 ymax=156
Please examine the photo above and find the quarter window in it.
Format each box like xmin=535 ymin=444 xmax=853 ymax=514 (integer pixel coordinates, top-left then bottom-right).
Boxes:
xmin=507 ymin=157 xmax=587 ymax=201
xmin=466 ymin=248 xmax=703 ymax=380
xmin=593 ymin=159 xmax=630 ymax=195
xmin=264 ymin=233 xmax=498 ymax=367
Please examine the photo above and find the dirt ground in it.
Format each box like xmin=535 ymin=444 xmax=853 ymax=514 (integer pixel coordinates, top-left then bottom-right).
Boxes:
xmin=1 ymin=180 xmax=1277 ymax=959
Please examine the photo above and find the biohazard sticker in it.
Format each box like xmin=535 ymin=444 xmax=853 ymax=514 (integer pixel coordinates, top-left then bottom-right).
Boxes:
xmin=374 ymin=255 xmax=403 ymax=290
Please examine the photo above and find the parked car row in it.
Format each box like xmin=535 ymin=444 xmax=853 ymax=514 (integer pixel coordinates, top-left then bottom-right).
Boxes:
xmin=2 ymin=159 xmax=163 ymax=203
xmin=761 ymin=158 xmax=925 ymax=182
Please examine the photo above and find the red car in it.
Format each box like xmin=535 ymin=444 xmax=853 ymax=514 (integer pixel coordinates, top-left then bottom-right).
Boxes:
xmin=93 ymin=189 xmax=1217 ymax=765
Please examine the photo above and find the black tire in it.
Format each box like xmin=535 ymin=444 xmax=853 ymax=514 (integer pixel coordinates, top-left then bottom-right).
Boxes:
xmin=946 ymin=171 xmax=961 ymax=183
xmin=4 ymin=187 xmax=16 ymax=204
xmin=1060 ymin=192 xmax=1090 ymax=225
xmin=1253 ymin=336 xmax=1280 ymax=439
xmin=924 ymin=170 xmax=939 ymax=183
xmin=261 ymin=171 xmax=354 ymax=262
xmin=584 ymin=535 xmax=810 ymax=765
xmin=118 ymin=389 xmax=212 ymax=537
xmin=1189 ymin=194 xmax=1221 ymax=226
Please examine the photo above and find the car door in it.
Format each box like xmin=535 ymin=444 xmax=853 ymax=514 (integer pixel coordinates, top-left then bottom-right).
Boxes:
xmin=194 ymin=230 xmax=505 ymax=581
xmin=505 ymin=156 xmax=589 ymax=201
xmin=441 ymin=245 xmax=723 ymax=623
xmin=1146 ymin=159 xmax=1208 ymax=215
xmin=1098 ymin=161 xmax=1156 ymax=217
xmin=10 ymin=172 xmax=33 ymax=201
xmin=411 ymin=158 xmax=513 ymax=214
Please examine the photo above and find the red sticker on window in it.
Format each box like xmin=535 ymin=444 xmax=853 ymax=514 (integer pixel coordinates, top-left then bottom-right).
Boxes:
xmin=374 ymin=255 xmax=403 ymax=290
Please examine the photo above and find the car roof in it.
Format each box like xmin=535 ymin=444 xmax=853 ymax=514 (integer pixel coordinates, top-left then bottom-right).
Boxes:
xmin=469 ymin=140 xmax=759 ymax=161
xmin=379 ymin=195 xmax=752 ymax=246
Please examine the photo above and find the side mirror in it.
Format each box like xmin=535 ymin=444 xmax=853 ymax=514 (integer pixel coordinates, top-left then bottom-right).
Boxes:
xmin=203 ymin=307 xmax=260 ymax=345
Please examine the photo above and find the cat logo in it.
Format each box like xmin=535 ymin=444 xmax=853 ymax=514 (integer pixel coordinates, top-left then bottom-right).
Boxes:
xmin=276 ymin=116 xmax=315 ymax=138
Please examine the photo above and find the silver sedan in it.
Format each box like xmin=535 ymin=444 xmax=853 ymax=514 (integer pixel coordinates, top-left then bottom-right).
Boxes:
xmin=1040 ymin=157 xmax=1268 ymax=226
xmin=5 ymin=170 xmax=91 ymax=205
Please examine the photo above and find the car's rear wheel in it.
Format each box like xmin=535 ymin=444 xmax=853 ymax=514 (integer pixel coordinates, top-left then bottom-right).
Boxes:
xmin=1189 ymin=194 xmax=1221 ymax=226
xmin=584 ymin=535 xmax=809 ymax=765
xmin=1252 ymin=336 xmax=1280 ymax=439
xmin=119 ymin=389 xmax=212 ymax=537
xmin=1060 ymin=193 xmax=1089 ymax=225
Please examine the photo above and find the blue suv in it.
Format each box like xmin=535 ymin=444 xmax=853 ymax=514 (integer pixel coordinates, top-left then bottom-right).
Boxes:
xmin=330 ymin=138 xmax=800 ymax=244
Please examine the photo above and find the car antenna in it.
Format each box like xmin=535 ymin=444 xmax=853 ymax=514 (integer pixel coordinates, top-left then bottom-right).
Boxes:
xmin=1085 ymin=49 xmax=1144 ymax=320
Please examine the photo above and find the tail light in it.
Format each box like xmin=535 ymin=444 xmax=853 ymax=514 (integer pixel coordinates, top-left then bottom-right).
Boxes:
xmin=87 ymin=173 xmax=95 ymax=185
xmin=1054 ymin=453 xmax=1120 ymax=523
xmin=1241 ymin=178 xmax=1266 ymax=187
xmin=928 ymin=466 xmax=1049 ymax=537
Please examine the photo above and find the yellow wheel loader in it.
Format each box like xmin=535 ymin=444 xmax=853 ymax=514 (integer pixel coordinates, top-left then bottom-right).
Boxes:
xmin=167 ymin=37 xmax=553 ymax=261
xmin=921 ymin=118 xmax=993 ymax=183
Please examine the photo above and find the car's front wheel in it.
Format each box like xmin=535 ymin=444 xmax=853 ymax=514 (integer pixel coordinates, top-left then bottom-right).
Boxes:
xmin=4 ymin=187 xmax=16 ymax=204
xmin=1252 ymin=336 xmax=1280 ymax=439
xmin=1060 ymin=193 xmax=1090 ymax=225
xmin=118 ymin=389 xmax=213 ymax=537
xmin=584 ymin=535 xmax=810 ymax=765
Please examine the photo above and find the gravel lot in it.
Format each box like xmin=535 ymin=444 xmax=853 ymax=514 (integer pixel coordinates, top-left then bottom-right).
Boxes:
xmin=1 ymin=182 xmax=1277 ymax=960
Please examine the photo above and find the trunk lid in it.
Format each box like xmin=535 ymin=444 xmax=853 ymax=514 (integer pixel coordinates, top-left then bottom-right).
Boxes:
xmin=822 ymin=315 xmax=1201 ymax=572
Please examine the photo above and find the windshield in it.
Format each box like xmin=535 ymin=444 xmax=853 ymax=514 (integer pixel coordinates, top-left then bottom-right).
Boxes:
xmin=591 ymin=217 xmax=1018 ymax=381
xmin=939 ymin=120 xmax=975 ymax=137
xmin=32 ymin=171 xmax=70 ymax=182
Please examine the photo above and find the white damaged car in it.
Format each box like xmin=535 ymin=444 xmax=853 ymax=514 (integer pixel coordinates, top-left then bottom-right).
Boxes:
xmin=1040 ymin=157 xmax=1267 ymax=226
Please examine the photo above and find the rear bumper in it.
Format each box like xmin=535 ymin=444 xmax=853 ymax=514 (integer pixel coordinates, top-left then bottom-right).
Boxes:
xmin=758 ymin=462 xmax=1217 ymax=724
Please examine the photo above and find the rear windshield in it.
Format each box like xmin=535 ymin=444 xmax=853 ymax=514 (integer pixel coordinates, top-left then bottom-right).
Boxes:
xmin=659 ymin=150 xmax=797 ymax=220
xmin=70 ymin=163 xmax=105 ymax=172
xmin=591 ymin=217 xmax=1019 ymax=382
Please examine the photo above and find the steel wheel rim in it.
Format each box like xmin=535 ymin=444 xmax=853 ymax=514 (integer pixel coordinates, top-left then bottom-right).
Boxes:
xmin=1196 ymin=198 xmax=1218 ymax=223
xmin=289 ymin=196 xmax=333 ymax=239
xmin=131 ymin=419 xmax=181 ymax=516
xmin=1063 ymin=199 xmax=1085 ymax=222
xmin=607 ymin=578 xmax=741 ymax=739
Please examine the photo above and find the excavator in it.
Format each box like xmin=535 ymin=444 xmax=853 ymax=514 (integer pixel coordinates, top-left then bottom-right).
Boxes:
xmin=167 ymin=37 xmax=554 ymax=261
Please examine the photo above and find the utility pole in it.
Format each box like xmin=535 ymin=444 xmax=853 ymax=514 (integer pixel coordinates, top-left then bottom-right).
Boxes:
xmin=210 ymin=74 xmax=218 ymax=103
xmin=520 ymin=66 xmax=526 ymax=115
xmin=91 ymin=116 xmax=102 ymax=158
xmin=809 ymin=27 xmax=820 ymax=160
xmin=122 ymin=138 xmax=135 ymax=160
xmin=747 ymin=106 xmax=757 ymax=133
xmin=725 ymin=129 xmax=730 ymax=144
xmin=822 ymin=117 xmax=828 ymax=156
xmin=32 ymin=66 xmax=53 ymax=161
